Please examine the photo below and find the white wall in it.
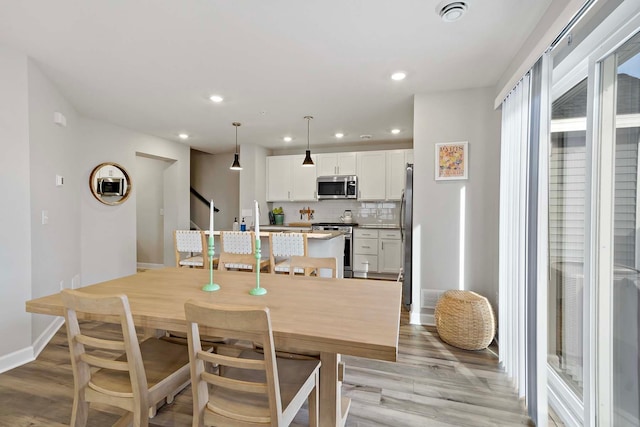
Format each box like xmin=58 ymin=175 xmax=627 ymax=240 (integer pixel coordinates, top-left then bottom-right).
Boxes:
xmin=413 ymin=87 xmax=501 ymax=324
xmin=239 ymin=144 xmax=269 ymax=227
xmin=0 ymin=47 xmax=32 ymax=367
xmin=80 ymin=118 xmax=190 ymax=285
xmin=191 ymin=150 xmax=239 ymax=231
xmin=28 ymin=59 xmax=82 ymax=341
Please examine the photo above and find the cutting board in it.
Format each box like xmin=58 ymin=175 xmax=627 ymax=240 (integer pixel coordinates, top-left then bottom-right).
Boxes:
xmin=287 ymin=222 xmax=312 ymax=227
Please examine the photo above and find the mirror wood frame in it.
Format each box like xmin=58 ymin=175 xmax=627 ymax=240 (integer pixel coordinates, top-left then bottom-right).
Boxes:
xmin=89 ymin=162 xmax=132 ymax=206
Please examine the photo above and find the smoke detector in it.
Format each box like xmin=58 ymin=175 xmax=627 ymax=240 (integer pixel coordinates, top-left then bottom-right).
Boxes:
xmin=438 ymin=2 xmax=467 ymax=22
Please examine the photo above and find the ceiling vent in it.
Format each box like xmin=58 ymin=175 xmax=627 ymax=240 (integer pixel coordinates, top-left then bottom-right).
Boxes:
xmin=438 ymin=2 xmax=468 ymax=22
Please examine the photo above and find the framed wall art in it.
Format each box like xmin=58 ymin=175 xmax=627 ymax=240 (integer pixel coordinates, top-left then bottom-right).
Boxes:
xmin=435 ymin=141 xmax=468 ymax=180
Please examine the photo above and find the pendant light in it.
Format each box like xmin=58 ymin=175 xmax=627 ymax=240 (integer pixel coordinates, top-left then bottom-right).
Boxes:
xmin=230 ymin=122 xmax=242 ymax=170
xmin=302 ymin=115 xmax=315 ymax=167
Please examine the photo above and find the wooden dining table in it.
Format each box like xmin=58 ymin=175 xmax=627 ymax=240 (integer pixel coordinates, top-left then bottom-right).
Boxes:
xmin=25 ymin=267 xmax=401 ymax=427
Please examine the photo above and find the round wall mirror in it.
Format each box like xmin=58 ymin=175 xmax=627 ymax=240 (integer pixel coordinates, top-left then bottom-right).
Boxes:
xmin=89 ymin=162 xmax=132 ymax=206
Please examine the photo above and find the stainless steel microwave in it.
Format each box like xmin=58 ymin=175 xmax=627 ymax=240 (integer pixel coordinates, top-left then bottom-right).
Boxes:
xmin=317 ymin=175 xmax=357 ymax=200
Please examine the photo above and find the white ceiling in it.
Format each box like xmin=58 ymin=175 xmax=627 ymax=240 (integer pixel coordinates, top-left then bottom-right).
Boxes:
xmin=0 ymin=0 xmax=552 ymax=154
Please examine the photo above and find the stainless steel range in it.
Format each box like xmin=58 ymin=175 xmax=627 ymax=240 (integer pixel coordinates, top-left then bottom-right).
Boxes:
xmin=311 ymin=222 xmax=356 ymax=278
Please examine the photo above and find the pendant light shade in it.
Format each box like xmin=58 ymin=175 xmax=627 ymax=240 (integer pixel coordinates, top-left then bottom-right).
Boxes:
xmin=230 ymin=122 xmax=242 ymax=170
xmin=302 ymin=115 xmax=315 ymax=167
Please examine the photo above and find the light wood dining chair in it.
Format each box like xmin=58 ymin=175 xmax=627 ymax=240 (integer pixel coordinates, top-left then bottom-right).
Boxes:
xmin=184 ymin=300 xmax=320 ymax=427
xmin=269 ymin=232 xmax=308 ymax=274
xmin=175 ymin=230 xmax=216 ymax=268
xmin=61 ymin=289 xmax=191 ymax=427
xmin=289 ymin=256 xmax=337 ymax=278
xmin=219 ymin=231 xmax=269 ymax=272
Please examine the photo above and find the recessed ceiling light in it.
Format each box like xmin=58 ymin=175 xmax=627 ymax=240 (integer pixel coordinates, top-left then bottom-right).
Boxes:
xmin=335 ymin=133 xmax=344 ymax=138
xmin=209 ymin=95 xmax=224 ymax=103
xmin=391 ymin=72 xmax=406 ymax=81
xmin=178 ymin=133 xmax=189 ymax=140
xmin=391 ymin=129 xmax=401 ymax=134
xmin=283 ymin=136 xmax=292 ymax=142
xmin=438 ymin=2 xmax=467 ymax=22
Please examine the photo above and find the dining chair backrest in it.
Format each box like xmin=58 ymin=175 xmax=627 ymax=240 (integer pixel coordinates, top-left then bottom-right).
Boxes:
xmin=269 ymin=232 xmax=308 ymax=274
xmin=289 ymin=255 xmax=337 ymax=278
xmin=184 ymin=300 xmax=320 ymax=426
xmin=219 ymin=231 xmax=256 ymax=271
xmin=61 ymin=289 xmax=190 ymax=427
xmin=175 ymin=230 xmax=208 ymax=268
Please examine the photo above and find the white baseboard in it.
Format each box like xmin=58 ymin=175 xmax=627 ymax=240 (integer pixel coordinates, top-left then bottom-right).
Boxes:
xmin=0 ymin=346 xmax=34 ymax=374
xmin=409 ymin=310 xmax=435 ymax=326
xmin=137 ymin=262 xmax=165 ymax=270
xmin=0 ymin=317 xmax=64 ymax=374
xmin=33 ymin=317 xmax=64 ymax=357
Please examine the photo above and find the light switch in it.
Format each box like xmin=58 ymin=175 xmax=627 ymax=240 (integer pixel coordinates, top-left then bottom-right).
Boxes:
xmin=55 ymin=175 xmax=64 ymax=186
xmin=42 ymin=210 xmax=49 ymax=225
xmin=159 ymin=208 xmax=164 ymax=216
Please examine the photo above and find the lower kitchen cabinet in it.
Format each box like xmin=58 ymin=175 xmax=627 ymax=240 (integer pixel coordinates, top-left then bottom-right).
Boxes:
xmin=378 ymin=230 xmax=402 ymax=273
xmin=353 ymin=228 xmax=402 ymax=276
xmin=354 ymin=229 xmax=378 ymax=274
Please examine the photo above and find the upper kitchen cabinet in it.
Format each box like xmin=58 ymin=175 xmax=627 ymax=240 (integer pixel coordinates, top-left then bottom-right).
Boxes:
xmin=386 ymin=149 xmax=413 ymax=200
xmin=266 ymin=154 xmax=317 ymax=202
xmin=316 ymin=152 xmax=357 ymax=176
xmin=356 ymin=151 xmax=386 ymax=200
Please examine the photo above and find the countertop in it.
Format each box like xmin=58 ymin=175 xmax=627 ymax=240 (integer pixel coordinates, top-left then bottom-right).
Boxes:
xmin=357 ymin=223 xmax=400 ymax=229
xmin=207 ymin=230 xmax=342 ymax=240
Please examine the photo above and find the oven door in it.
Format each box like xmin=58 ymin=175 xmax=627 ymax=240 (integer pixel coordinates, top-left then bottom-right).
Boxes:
xmin=343 ymin=233 xmax=353 ymax=277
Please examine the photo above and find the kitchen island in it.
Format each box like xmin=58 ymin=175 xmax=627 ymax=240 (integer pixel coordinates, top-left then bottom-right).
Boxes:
xmin=208 ymin=230 xmax=345 ymax=277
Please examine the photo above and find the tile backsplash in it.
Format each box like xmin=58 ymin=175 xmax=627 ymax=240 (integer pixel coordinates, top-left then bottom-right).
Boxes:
xmin=269 ymin=200 xmax=400 ymax=225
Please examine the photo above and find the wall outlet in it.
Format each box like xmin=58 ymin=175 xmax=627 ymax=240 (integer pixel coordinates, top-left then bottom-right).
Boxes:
xmin=59 ymin=280 xmax=64 ymax=290
xmin=241 ymin=208 xmax=253 ymax=218
xmin=41 ymin=210 xmax=49 ymax=225
xmin=53 ymin=111 xmax=67 ymax=127
xmin=72 ymin=274 xmax=80 ymax=289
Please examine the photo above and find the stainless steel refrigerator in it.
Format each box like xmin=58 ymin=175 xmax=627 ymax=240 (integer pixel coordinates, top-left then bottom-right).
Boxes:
xmin=400 ymin=163 xmax=413 ymax=310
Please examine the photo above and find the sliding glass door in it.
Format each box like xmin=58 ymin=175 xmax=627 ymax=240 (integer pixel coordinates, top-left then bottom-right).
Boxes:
xmin=547 ymin=8 xmax=640 ymax=425
xmin=598 ymin=30 xmax=640 ymax=427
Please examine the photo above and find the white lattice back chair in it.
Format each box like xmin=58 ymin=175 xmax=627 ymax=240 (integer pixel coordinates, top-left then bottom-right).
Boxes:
xmin=175 ymin=230 xmax=209 ymax=268
xmin=269 ymin=232 xmax=308 ymax=274
xmin=219 ymin=231 xmax=257 ymax=271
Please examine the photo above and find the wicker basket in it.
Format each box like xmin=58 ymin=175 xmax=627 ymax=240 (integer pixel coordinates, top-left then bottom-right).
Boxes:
xmin=434 ymin=290 xmax=495 ymax=350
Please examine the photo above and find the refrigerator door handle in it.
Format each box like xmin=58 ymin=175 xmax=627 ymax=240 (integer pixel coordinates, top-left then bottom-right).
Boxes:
xmin=400 ymin=190 xmax=405 ymax=241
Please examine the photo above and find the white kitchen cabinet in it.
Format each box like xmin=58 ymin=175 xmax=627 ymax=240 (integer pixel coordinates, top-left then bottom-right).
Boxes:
xmin=386 ymin=149 xmax=414 ymax=200
xmin=353 ymin=228 xmax=379 ymax=274
xmin=266 ymin=156 xmax=292 ymax=201
xmin=266 ymin=155 xmax=317 ymax=201
xmin=378 ymin=230 xmax=402 ymax=274
xmin=356 ymin=151 xmax=386 ymax=200
xmin=291 ymin=154 xmax=317 ymax=201
xmin=406 ymin=149 xmax=414 ymax=165
xmin=316 ymin=152 xmax=357 ymax=176
xmin=353 ymin=228 xmax=402 ymax=276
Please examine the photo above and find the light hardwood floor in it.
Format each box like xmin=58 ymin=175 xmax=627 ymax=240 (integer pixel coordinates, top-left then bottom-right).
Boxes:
xmin=0 ymin=309 xmax=544 ymax=426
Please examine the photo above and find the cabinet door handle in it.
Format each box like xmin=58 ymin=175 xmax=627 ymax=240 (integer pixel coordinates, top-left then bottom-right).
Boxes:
xmin=288 ymin=190 xmax=291 ymax=200
xmin=382 ymin=242 xmax=384 ymax=250
xmin=362 ymin=246 xmax=370 ymax=249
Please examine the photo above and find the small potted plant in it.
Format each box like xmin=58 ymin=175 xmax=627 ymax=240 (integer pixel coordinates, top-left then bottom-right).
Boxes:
xmin=272 ymin=207 xmax=284 ymax=225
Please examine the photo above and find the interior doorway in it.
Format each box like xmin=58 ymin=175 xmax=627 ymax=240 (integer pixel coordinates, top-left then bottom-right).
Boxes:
xmin=135 ymin=154 xmax=172 ymax=268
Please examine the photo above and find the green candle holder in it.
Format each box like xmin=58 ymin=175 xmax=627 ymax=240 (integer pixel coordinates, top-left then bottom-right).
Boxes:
xmin=249 ymin=239 xmax=267 ymax=295
xmin=202 ymin=234 xmax=220 ymax=292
